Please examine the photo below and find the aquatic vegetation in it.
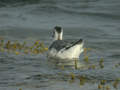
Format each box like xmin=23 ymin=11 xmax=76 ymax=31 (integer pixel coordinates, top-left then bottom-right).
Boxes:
xmin=15 ymin=51 xmax=20 ymax=55
xmin=98 ymin=80 xmax=109 ymax=90
xmin=106 ymin=85 xmax=110 ymax=90
xmin=44 ymin=47 xmax=48 ymax=51
xmin=24 ymin=49 xmax=29 ymax=54
xmin=0 ymin=47 xmax=4 ymax=52
xmin=1 ymin=39 xmax=120 ymax=90
xmin=69 ymin=72 xmax=75 ymax=83
xmin=88 ymin=64 xmax=96 ymax=69
xmin=84 ymin=55 xmax=89 ymax=63
xmin=19 ymin=88 xmax=22 ymax=90
xmin=99 ymin=58 xmax=104 ymax=69
xmin=79 ymin=75 xmax=86 ymax=86
xmin=74 ymin=59 xmax=78 ymax=69
xmin=84 ymin=48 xmax=87 ymax=56
xmin=0 ymin=39 xmax=48 ymax=55
xmin=113 ymin=79 xmax=119 ymax=90
xmin=98 ymin=84 xmax=103 ymax=89
xmin=61 ymin=64 xmax=64 ymax=70
xmin=83 ymin=48 xmax=89 ymax=63
xmin=114 ymin=63 xmax=120 ymax=68
xmin=100 ymin=80 xmax=106 ymax=85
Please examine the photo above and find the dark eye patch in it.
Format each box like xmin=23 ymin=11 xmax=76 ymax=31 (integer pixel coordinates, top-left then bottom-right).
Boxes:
xmin=54 ymin=26 xmax=62 ymax=33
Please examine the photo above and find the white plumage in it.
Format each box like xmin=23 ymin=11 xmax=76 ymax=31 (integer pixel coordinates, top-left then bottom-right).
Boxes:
xmin=48 ymin=26 xmax=84 ymax=60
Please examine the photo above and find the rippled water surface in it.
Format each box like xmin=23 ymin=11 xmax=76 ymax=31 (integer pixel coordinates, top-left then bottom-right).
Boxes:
xmin=0 ymin=0 xmax=120 ymax=90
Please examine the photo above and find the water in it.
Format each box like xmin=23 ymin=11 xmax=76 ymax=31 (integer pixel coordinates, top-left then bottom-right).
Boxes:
xmin=0 ymin=0 xmax=120 ymax=90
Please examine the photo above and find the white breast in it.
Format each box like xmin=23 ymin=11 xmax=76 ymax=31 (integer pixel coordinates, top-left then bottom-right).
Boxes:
xmin=48 ymin=43 xmax=83 ymax=60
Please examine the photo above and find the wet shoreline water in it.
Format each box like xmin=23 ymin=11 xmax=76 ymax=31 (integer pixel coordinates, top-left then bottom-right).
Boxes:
xmin=0 ymin=0 xmax=120 ymax=90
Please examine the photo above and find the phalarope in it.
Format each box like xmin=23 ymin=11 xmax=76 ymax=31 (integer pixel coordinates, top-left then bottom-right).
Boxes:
xmin=48 ymin=26 xmax=84 ymax=59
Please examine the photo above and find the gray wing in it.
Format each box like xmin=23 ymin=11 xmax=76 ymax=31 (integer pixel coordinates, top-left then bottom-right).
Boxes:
xmin=49 ymin=40 xmax=75 ymax=51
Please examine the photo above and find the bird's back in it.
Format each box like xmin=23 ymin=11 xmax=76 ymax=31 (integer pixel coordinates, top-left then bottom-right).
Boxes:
xmin=49 ymin=40 xmax=74 ymax=51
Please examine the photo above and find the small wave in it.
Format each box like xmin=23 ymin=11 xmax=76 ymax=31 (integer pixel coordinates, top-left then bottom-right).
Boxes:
xmin=0 ymin=0 xmax=120 ymax=20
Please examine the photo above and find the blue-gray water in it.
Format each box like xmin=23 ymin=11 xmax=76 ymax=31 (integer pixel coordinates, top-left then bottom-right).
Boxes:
xmin=0 ymin=0 xmax=120 ymax=90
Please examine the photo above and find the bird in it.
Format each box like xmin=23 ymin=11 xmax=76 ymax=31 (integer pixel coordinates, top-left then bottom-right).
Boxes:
xmin=47 ymin=26 xmax=84 ymax=60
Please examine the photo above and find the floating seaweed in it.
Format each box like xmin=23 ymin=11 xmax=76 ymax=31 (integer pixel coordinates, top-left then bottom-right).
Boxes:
xmin=79 ymin=75 xmax=86 ymax=86
xmin=0 ymin=39 xmax=48 ymax=55
xmin=19 ymin=88 xmax=22 ymax=90
xmin=99 ymin=58 xmax=104 ymax=69
xmin=88 ymin=64 xmax=96 ymax=69
xmin=98 ymin=84 xmax=103 ymax=89
xmin=106 ymin=85 xmax=110 ymax=90
xmin=113 ymin=79 xmax=119 ymax=90
xmin=69 ymin=72 xmax=75 ymax=83
xmin=74 ymin=59 xmax=78 ymax=69
xmin=0 ymin=39 xmax=120 ymax=90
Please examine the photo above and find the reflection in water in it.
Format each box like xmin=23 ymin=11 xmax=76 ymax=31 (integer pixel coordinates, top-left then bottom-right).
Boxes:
xmin=0 ymin=0 xmax=120 ymax=89
xmin=47 ymin=57 xmax=85 ymax=70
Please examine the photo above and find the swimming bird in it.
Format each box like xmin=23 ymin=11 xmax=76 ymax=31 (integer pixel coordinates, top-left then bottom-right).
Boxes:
xmin=48 ymin=26 xmax=84 ymax=59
